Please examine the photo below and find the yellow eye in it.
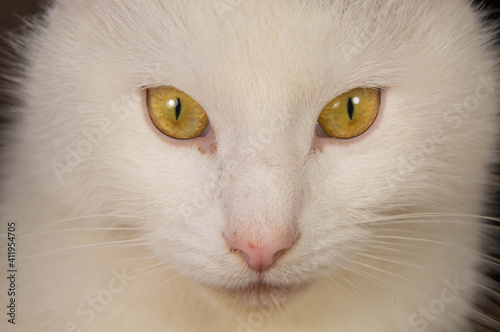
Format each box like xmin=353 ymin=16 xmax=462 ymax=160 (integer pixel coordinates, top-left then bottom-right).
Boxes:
xmin=147 ymin=87 xmax=209 ymax=140
xmin=318 ymin=88 xmax=380 ymax=139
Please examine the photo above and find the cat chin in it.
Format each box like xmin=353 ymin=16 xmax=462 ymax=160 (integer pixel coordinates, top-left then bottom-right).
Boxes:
xmin=206 ymin=280 xmax=309 ymax=309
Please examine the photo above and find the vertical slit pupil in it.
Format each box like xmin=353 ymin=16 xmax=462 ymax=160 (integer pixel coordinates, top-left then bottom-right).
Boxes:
xmin=175 ymin=98 xmax=181 ymax=120
xmin=347 ymin=97 xmax=354 ymax=120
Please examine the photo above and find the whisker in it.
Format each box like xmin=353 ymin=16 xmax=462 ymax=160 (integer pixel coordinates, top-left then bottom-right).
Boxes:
xmin=40 ymin=214 xmax=151 ymax=228
xmin=352 ymin=213 xmax=500 ymax=226
xmin=472 ymin=280 xmax=500 ymax=299
xmin=340 ymin=263 xmax=393 ymax=287
xmin=128 ymin=265 xmax=176 ymax=280
xmin=364 ymin=239 xmax=452 ymax=251
xmin=123 ymin=262 xmax=167 ymax=277
xmin=22 ymin=227 xmax=142 ymax=238
xmin=100 ymin=255 xmax=158 ymax=268
xmin=329 ymin=271 xmax=366 ymax=299
xmin=371 ymin=235 xmax=450 ymax=246
xmin=337 ymin=263 xmax=404 ymax=303
xmin=356 ymin=253 xmax=430 ymax=271
xmin=338 ymin=263 xmax=390 ymax=290
xmin=104 ymin=271 xmax=182 ymax=332
xmin=20 ymin=239 xmax=149 ymax=262
xmin=468 ymin=306 xmax=500 ymax=327
xmin=348 ymin=259 xmax=418 ymax=285
xmin=363 ymin=239 xmax=500 ymax=267
xmin=373 ymin=221 xmax=500 ymax=233
xmin=362 ymin=244 xmax=421 ymax=257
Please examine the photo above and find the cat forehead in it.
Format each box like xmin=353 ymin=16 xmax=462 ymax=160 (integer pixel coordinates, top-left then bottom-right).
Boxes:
xmin=50 ymin=0 xmax=472 ymax=92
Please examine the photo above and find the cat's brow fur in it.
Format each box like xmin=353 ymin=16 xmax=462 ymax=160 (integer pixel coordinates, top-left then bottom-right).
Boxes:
xmin=1 ymin=0 xmax=499 ymax=331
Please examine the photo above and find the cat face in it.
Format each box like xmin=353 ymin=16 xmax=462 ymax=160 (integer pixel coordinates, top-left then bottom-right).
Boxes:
xmin=23 ymin=0 xmax=497 ymax=307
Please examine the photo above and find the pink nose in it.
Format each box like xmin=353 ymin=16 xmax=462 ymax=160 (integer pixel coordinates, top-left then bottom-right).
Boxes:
xmin=226 ymin=236 xmax=297 ymax=272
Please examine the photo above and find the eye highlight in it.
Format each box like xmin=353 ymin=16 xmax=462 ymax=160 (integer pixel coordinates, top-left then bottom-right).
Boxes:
xmin=318 ymin=88 xmax=380 ymax=139
xmin=147 ymin=87 xmax=209 ymax=140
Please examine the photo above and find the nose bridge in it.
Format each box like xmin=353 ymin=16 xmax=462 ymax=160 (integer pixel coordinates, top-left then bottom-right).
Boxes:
xmin=215 ymin=88 xmax=297 ymax=160
xmin=222 ymin=156 xmax=301 ymax=245
xmin=221 ymin=157 xmax=302 ymax=272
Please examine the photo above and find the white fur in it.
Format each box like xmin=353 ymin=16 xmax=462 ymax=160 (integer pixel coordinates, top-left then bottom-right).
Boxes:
xmin=1 ymin=0 xmax=499 ymax=331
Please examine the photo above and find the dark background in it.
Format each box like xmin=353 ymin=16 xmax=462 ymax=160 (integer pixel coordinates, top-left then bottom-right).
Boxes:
xmin=0 ymin=0 xmax=46 ymax=119
xmin=0 ymin=1 xmax=499 ymax=330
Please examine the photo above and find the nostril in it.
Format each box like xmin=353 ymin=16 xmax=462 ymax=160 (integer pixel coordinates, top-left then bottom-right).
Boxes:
xmin=231 ymin=247 xmax=250 ymax=263
xmin=225 ymin=234 xmax=299 ymax=272
xmin=272 ymin=247 xmax=288 ymax=261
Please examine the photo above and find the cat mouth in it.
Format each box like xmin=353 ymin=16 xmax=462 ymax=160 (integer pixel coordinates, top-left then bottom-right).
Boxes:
xmin=213 ymin=280 xmax=308 ymax=308
xmin=236 ymin=281 xmax=296 ymax=294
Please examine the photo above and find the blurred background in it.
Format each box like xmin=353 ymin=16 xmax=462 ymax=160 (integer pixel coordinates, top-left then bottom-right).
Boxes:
xmin=0 ymin=0 xmax=45 ymax=34
xmin=0 ymin=0 xmax=46 ymax=109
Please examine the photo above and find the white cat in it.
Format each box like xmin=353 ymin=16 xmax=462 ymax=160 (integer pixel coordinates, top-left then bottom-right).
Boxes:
xmin=1 ymin=0 xmax=499 ymax=331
